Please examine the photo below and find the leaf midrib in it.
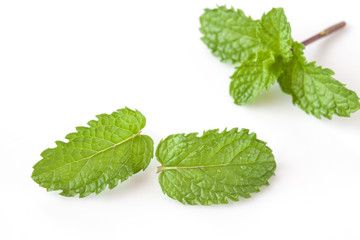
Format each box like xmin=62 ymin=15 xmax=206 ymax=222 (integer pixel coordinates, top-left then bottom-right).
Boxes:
xmin=33 ymin=131 xmax=141 ymax=177
xmin=158 ymin=161 xmax=274 ymax=173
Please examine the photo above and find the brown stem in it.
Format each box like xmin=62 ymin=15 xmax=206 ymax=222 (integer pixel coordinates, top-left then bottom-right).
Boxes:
xmin=301 ymin=21 xmax=346 ymax=46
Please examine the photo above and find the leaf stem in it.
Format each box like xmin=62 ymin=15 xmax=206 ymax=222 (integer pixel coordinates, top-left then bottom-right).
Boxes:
xmin=301 ymin=21 xmax=346 ymax=46
xmin=157 ymin=166 xmax=164 ymax=173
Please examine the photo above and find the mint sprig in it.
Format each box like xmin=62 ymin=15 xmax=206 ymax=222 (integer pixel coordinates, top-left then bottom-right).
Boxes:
xmin=200 ymin=6 xmax=360 ymax=119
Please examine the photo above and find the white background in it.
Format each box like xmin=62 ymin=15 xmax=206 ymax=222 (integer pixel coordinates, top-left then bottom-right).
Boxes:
xmin=1 ymin=0 xmax=359 ymax=239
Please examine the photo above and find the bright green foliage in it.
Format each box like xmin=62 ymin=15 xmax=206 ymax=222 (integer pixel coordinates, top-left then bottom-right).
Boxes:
xmin=200 ymin=6 xmax=360 ymax=118
xmin=32 ymin=108 xmax=154 ymax=197
xmin=200 ymin=6 xmax=292 ymax=63
xmin=259 ymin=8 xmax=293 ymax=60
xmin=200 ymin=6 xmax=262 ymax=63
xmin=156 ymin=128 xmax=276 ymax=205
xmin=230 ymin=51 xmax=279 ymax=105
xmin=278 ymin=42 xmax=360 ymax=119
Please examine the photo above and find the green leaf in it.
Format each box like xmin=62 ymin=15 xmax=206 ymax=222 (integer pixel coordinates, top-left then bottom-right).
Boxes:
xmin=278 ymin=42 xmax=360 ymax=119
xmin=156 ymin=128 xmax=276 ymax=205
xmin=32 ymin=107 xmax=154 ymax=197
xmin=230 ymin=51 xmax=279 ymax=105
xmin=259 ymin=8 xmax=293 ymax=60
xmin=200 ymin=6 xmax=262 ymax=63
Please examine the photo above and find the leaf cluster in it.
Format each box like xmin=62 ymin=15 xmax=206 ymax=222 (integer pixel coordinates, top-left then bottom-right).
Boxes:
xmin=200 ymin=6 xmax=360 ymax=119
xmin=32 ymin=7 xmax=358 ymax=206
xmin=32 ymin=108 xmax=276 ymax=205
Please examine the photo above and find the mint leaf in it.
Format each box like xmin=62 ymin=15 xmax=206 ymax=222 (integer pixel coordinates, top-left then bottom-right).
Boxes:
xmin=230 ymin=51 xmax=279 ymax=105
xmin=259 ymin=8 xmax=293 ymax=60
xmin=278 ymin=42 xmax=360 ymax=119
xmin=199 ymin=7 xmax=293 ymax=63
xmin=156 ymin=128 xmax=276 ymax=205
xmin=200 ymin=6 xmax=262 ymax=63
xmin=32 ymin=107 xmax=154 ymax=197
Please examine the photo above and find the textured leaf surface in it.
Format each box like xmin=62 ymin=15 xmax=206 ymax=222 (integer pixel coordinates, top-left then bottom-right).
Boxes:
xmin=230 ymin=51 xmax=279 ymax=105
xmin=156 ymin=128 xmax=276 ymax=205
xmin=200 ymin=7 xmax=293 ymax=63
xmin=200 ymin=6 xmax=262 ymax=63
xmin=32 ymin=108 xmax=154 ymax=197
xmin=278 ymin=42 xmax=360 ymax=118
xmin=259 ymin=8 xmax=293 ymax=60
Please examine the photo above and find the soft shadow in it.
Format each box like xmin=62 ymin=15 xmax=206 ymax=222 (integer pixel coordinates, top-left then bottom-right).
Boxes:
xmin=248 ymin=84 xmax=289 ymax=107
xmin=86 ymin=165 xmax=156 ymax=200
xmin=322 ymin=111 xmax=360 ymax=131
